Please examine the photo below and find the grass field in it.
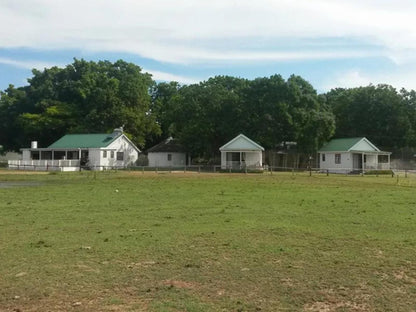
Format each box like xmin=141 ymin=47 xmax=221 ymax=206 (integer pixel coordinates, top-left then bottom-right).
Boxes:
xmin=0 ymin=170 xmax=416 ymax=311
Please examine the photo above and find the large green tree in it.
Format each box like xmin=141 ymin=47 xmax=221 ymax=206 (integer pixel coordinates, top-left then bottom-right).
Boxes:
xmin=0 ymin=59 xmax=160 ymax=151
xmin=153 ymin=75 xmax=335 ymax=157
xmin=325 ymin=85 xmax=413 ymax=150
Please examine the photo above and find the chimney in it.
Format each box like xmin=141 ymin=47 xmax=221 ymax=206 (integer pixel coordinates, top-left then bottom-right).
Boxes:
xmin=112 ymin=126 xmax=124 ymax=137
xmin=31 ymin=141 xmax=38 ymax=149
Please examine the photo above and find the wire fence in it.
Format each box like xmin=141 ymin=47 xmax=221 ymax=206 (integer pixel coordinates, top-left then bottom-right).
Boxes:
xmin=3 ymin=160 xmax=416 ymax=178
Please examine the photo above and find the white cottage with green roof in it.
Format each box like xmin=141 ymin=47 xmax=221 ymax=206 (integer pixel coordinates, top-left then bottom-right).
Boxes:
xmin=10 ymin=128 xmax=140 ymax=171
xmin=318 ymin=137 xmax=391 ymax=173
xmin=220 ymin=134 xmax=264 ymax=170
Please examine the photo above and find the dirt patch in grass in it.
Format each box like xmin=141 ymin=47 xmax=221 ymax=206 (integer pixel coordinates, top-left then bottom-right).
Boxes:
xmin=162 ymin=280 xmax=199 ymax=290
xmin=304 ymin=300 xmax=369 ymax=312
xmin=3 ymin=288 xmax=150 ymax=312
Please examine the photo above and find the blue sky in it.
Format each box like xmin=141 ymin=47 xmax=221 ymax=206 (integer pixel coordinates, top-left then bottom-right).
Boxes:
xmin=1 ymin=0 xmax=416 ymax=93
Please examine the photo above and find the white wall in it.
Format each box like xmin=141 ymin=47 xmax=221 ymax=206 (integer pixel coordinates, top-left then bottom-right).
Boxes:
xmin=87 ymin=135 xmax=138 ymax=169
xmin=22 ymin=150 xmax=31 ymax=161
xmin=148 ymin=152 xmax=186 ymax=167
xmin=319 ymin=152 xmax=353 ymax=173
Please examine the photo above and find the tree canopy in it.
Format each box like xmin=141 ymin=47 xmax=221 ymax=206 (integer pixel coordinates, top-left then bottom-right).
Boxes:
xmin=0 ymin=59 xmax=159 ymax=151
xmin=152 ymin=75 xmax=335 ymax=157
xmin=324 ymin=85 xmax=416 ymax=150
xmin=2 ymin=58 xmax=416 ymax=160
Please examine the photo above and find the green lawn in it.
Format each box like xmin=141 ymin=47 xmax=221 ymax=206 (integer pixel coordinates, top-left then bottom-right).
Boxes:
xmin=0 ymin=170 xmax=416 ymax=311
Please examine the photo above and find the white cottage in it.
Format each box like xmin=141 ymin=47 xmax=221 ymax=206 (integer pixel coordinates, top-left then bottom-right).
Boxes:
xmin=220 ymin=134 xmax=264 ymax=170
xmin=147 ymin=137 xmax=188 ymax=167
xmin=9 ymin=128 xmax=140 ymax=171
xmin=318 ymin=137 xmax=391 ymax=173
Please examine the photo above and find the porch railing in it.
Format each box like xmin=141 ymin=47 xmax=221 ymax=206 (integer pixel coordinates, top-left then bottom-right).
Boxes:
xmin=8 ymin=159 xmax=80 ymax=170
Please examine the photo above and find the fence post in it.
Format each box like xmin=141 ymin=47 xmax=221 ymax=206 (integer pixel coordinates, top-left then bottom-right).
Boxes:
xmin=326 ymin=169 xmax=329 ymax=176
xmin=198 ymin=166 xmax=201 ymax=173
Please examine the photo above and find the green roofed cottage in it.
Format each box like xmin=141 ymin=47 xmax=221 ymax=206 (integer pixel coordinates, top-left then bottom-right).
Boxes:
xmin=9 ymin=128 xmax=140 ymax=171
xmin=318 ymin=137 xmax=391 ymax=173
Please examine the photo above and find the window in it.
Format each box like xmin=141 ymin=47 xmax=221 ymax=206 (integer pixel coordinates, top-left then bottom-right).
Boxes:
xmin=116 ymin=152 xmax=124 ymax=161
xmin=363 ymin=155 xmax=367 ymax=163
xmin=110 ymin=151 xmax=114 ymax=158
xmin=379 ymin=155 xmax=389 ymax=163
xmin=167 ymin=154 xmax=172 ymax=161
xmin=335 ymin=154 xmax=341 ymax=164
xmin=103 ymin=150 xmax=107 ymax=158
xmin=322 ymin=154 xmax=325 ymax=162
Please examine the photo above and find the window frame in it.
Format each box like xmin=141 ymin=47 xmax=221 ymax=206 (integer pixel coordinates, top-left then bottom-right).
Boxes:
xmin=335 ymin=153 xmax=341 ymax=164
xmin=116 ymin=152 xmax=124 ymax=161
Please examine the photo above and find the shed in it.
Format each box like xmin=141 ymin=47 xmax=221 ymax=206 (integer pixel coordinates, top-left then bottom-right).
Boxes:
xmin=318 ymin=137 xmax=391 ymax=173
xmin=147 ymin=137 xmax=188 ymax=167
xmin=219 ymin=134 xmax=264 ymax=169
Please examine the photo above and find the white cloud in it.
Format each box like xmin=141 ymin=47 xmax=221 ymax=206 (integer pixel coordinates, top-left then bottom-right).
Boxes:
xmin=143 ymin=68 xmax=201 ymax=84
xmin=0 ymin=57 xmax=63 ymax=70
xmin=1 ymin=0 xmax=416 ymax=64
xmin=2 ymin=0 xmax=416 ymax=91
xmin=322 ymin=67 xmax=416 ymax=91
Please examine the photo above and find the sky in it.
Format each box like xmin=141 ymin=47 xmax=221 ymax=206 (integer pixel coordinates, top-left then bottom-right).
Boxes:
xmin=1 ymin=0 xmax=416 ymax=93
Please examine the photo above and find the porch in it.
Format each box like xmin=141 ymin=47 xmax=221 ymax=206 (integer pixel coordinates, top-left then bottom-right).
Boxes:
xmin=221 ymin=151 xmax=263 ymax=170
xmin=352 ymin=152 xmax=391 ymax=171
xmin=8 ymin=159 xmax=81 ymax=171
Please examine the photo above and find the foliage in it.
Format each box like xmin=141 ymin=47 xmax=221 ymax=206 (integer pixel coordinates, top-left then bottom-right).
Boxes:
xmin=154 ymin=75 xmax=335 ymax=157
xmin=0 ymin=59 xmax=160 ymax=150
xmin=3 ymin=59 xmax=416 ymax=158
xmin=325 ymin=84 xmax=416 ymax=150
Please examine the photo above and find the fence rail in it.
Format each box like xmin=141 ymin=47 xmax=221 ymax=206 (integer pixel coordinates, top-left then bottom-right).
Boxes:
xmin=4 ymin=161 xmax=416 ymax=177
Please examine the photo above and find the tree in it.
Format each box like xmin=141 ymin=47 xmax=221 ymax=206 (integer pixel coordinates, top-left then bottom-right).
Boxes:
xmin=325 ymin=85 xmax=412 ymax=150
xmin=0 ymin=59 xmax=160 ymax=150
xmin=153 ymin=75 xmax=335 ymax=158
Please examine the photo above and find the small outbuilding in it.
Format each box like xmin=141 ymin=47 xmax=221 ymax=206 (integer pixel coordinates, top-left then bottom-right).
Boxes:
xmin=318 ymin=137 xmax=391 ymax=173
xmin=147 ymin=137 xmax=188 ymax=167
xmin=220 ymin=134 xmax=264 ymax=170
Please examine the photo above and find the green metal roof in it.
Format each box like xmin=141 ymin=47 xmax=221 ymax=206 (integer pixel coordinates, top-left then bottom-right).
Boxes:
xmin=319 ymin=137 xmax=366 ymax=152
xmin=48 ymin=133 xmax=120 ymax=149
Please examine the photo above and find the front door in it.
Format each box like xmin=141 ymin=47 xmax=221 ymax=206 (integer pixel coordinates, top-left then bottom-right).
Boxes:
xmin=353 ymin=153 xmax=362 ymax=170
xmin=80 ymin=150 xmax=89 ymax=166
